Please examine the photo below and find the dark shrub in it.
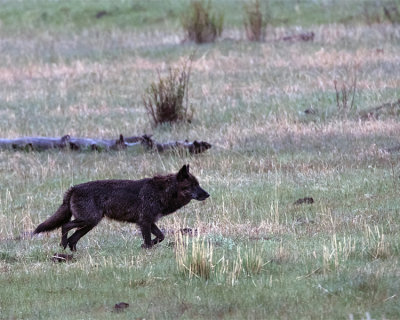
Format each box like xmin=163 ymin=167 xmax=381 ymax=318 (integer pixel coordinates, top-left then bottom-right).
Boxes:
xmin=244 ymin=0 xmax=267 ymax=41
xmin=182 ymin=1 xmax=223 ymax=44
xmin=143 ymin=56 xmax=194 ymax=126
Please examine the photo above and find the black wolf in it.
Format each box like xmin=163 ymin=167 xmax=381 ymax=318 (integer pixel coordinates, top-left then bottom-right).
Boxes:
xmin=34 ymin=165 xmax=209 ymax=251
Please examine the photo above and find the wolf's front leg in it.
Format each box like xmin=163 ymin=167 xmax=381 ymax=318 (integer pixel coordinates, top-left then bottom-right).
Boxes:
xmin=151 ymin=223 xmax=165 ymax=245
xmin=140 ymin=223 xmax=153 ymax=249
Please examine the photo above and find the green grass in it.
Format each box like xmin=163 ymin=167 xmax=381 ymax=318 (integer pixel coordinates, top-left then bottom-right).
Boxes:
xmin=1 ymin=0 xmax=400 ymax=319
xmin=0 ymin=0 xmax=397 ymax=34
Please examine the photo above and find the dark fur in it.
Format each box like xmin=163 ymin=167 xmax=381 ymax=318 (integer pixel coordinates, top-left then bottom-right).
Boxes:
xmin=34 ymin=165 xmax=209 ymax=251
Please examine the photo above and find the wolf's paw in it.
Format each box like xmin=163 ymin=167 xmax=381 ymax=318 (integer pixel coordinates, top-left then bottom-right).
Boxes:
xmin=68 ymin=241 xmax=77 ymax=251
xmin=151 ymin=237 xmax=164 ymax=246
xmin=60 ymin=239 xmax=68 ymax=250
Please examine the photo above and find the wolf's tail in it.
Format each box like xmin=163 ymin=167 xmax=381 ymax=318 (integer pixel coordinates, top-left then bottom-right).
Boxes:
xmin=34 ymin=188 xmax=73 ymax=234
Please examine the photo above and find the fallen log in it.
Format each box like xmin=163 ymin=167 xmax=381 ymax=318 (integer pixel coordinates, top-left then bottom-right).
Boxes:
xmin=359 ymin=99 xmax=400 ymax=120
xmin=386 ymin=145 xmax=400 ymax=153
xmin=280 ymin=31 xmax=315 ymax=42
xmin=0 ymin=134 xmax=212 ymax=154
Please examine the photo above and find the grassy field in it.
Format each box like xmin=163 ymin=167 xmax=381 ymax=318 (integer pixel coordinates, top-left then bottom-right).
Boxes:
xmin=1 ymin=0 xmax=400 ymax=319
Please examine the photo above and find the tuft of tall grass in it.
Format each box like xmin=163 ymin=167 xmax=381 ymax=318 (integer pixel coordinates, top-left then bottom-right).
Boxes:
xmin=333 ymin=66 xmax=358 ymax=117
xmin=175 ymin=234 xmax=214 ymax=280
xmin=215 ymin=244 xmax=268 ymax=285
xmin=361 ymin=1 xmax=400 ymax=25
xmin=363 ymin=225 xmax=391 ymax=260
xmin=243 ymin=0 xmax=268 ymax=41
xmin=383 ymin=2 xmax=400 ymax=24
xmin=243 ymin=244 xmax=265 ymax=275
xmin=142 ymin=55 xmax=194 ymax=127
xmin=181 ymin=0 xmax=223 ymax=44
xmin=321 ymin=226 xmax=392 ymax=274
xmin=322 ymin=234 xmax=357 ymax=274
xmin=175 ymin=233 xmax=268 ymax=284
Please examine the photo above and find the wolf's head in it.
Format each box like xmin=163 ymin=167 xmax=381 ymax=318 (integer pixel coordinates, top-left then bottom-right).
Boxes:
xmin=176 ymin=164 xmax=209 ymax=201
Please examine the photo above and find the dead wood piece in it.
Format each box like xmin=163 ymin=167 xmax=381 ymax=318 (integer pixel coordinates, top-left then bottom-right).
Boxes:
xmin=51 ymin=253 xmax=74 ymax=263
xmin=386 ymin=145 xmax=400 ymax=153
xmin=304 ymin=108 xmax=317 ymax=115
xmin=0 ymin=134 xmax=211 ymax=154
xmin=295 ymin=217 xmax=315 ymax=225
xmin=179 ymin=228 xmax=198 ymax=236
xmin=114 ymin=302 xmax=129 ymax=312
xmin=190 ymin=140 xmax=212 ymax=154
xmin=359 ymin=99 xmax=400 ymax=120
xmin=281 ymin=31 xmax=315 ymax=42
xmin=111 ymin=134 xmax=127 ymax=151
xmin=155 ymin=139 xmax=211 ymax=154
xmin=294 ymin=197 xmax=314 ymax=205
xmin=95 ymin=10 xmax=108 ymax=19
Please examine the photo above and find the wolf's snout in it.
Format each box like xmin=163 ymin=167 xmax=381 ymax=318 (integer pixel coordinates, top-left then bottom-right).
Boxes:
xmin=194 ymin=187 xmax=210 ymax=201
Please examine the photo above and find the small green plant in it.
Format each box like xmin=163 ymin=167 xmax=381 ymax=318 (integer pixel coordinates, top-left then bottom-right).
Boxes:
xmin=243 ymin=0 xmax=268 ymax=41
xmin=143 ymin=56 xmax=194 ymax=126
xmin=182 ymin=1 xmax=223 ymax=44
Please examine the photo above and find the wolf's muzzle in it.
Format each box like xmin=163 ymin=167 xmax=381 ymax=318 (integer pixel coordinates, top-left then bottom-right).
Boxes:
xmin=193 ymin=186 xmax=210 ymax=201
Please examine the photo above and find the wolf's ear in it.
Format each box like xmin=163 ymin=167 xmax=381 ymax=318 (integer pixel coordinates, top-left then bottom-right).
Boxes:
xmin=177 ymin=164 xmax=189 ymax=181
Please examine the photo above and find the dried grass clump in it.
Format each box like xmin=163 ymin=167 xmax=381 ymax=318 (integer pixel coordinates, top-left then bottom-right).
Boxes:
xmin=333 ymin=66 xmax=358 ymax=117
xmin=182 ymin=1 xmax=223 ymax=44
xmin=363 ymin=1 xmax=400 ymax=25
xmin=243 ymin=0 xmax=267 ymax=41
xmin=243 ymin=245 xmax=264 ymax=275
xmin=175 ymin=235 xmax=214 ymax=280
xmin=383 ymin=1 xmax=400 ymax=24
xmin=364 ymin=225 xmax=391 ymax=260
xmin=143 ymin=56 xmax=194 ymax=126
xmin=175 ymin=233 xmax=269 ymax=284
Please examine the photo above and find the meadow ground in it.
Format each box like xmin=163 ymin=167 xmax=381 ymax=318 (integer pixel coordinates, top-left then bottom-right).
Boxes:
xmin=0 ymin=1 xmax=400 ymax=319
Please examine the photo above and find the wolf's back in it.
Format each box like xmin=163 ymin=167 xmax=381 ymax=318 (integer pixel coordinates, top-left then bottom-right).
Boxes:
xmin=34 ymin=188 xmax=73 ymax=234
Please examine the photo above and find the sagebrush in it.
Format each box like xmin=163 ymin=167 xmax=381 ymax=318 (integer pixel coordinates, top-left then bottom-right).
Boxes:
xmin=243 ymin=0 xmax=267 ymax=41
xmin=143 ymin=56 xmax=194 ymax=126
xmin=182 ymin=0 xmax=223 ymax=43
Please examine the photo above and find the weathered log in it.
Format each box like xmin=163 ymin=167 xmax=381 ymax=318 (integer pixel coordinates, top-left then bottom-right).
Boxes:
xmin=385 ymin=145 xmax=400 ymax=153
xmin=0 ymin=134 xmax=212 ymax=154
xmin=359 ymin=99 xmax=400 ymax=120
xmin=280 ymin=31 xmax=315 ymax=42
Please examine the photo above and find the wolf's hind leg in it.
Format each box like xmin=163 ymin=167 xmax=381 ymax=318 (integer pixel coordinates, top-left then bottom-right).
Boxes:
xmin=61 ymin=219 xmax=93 ymax=251
xmin=60 ymin=224 xmax=70 ymax=249
xmin=62 ymin=219 xmax=87 ymax=233
xmin=140 ymin=223 xmax=153 ymax=248
xmin=67 ymin=224 xmax=96 ymax=251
